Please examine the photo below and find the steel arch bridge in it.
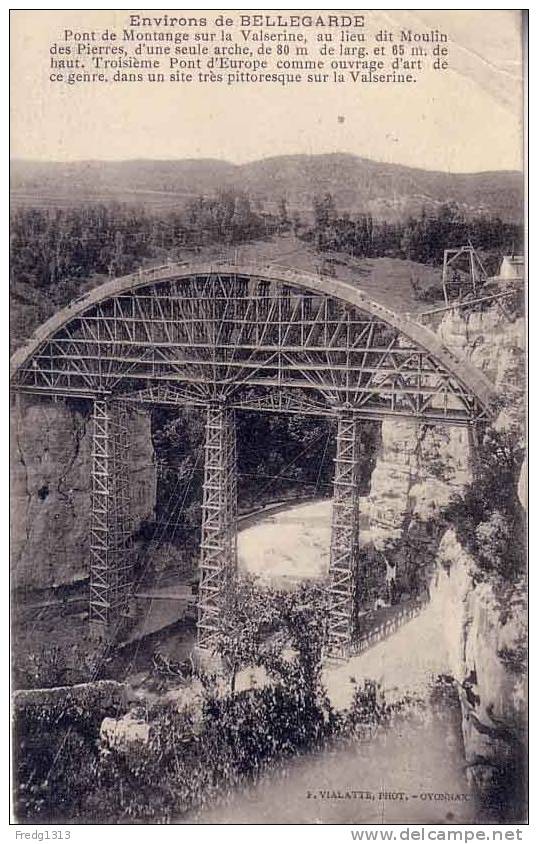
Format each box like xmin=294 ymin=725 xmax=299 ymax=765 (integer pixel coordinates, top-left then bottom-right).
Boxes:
xmin=10 ymin=262 xmax=496 ymax=660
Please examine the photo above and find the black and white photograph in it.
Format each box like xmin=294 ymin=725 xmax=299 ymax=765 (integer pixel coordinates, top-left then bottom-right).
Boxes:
xmin=9 ymin=8 xmax=528 ymax=829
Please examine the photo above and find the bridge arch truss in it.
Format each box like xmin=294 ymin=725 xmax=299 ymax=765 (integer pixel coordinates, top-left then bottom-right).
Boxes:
xmin=10 ymin=263 xmax=496 ymax=659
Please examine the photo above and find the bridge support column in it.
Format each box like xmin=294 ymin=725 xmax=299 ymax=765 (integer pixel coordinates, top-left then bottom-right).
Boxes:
xmin=89 ymin=398 xmax=133 ymax=636
xmin=196 ymin=402 xmax=237 ymax=657
xmin=325 ymin=409 xmax=362 ymax=660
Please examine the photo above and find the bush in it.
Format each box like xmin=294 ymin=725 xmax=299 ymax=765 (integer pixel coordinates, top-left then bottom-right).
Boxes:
xmin=442 ymin=426 xmax=525 ymax=588
xmin=12 ymin=640 xmax=113 ymax=691
xmin=75 ymin=673 xmax=389 ymax=823
xmin=13 ymin=584 xmax=398 ymax=825
xmin=13 ymin=681 xmax=127 ymax=823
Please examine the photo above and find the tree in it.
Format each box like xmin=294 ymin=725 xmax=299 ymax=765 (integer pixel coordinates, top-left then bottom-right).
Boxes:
xmin=442 ymin=426 xmax=525 ymax=587
xmin=313 ymin=193 xmax=337 ymax=246
xmin=216 ymin=577 xmax=278 ymax=693
xmin=278 ymin=197 xmax=288 ymax=226
xmin=230 ymin=194 xmax=253 ymax=241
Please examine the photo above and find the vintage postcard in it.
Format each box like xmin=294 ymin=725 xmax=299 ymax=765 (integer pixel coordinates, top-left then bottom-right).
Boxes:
xmin=9 ymin=8 xmax=527 ymax=828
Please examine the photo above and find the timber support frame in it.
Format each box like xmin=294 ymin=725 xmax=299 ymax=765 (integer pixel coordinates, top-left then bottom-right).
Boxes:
xmin=196 ymin=402 xmax=238 ymax=655
xmin=9 ymin=261 xmax=497 ymax=656
xmin=89 ymin=397 xmax=133 ymax=632
xmin=325 ymin=409 xmax=362 ymax=659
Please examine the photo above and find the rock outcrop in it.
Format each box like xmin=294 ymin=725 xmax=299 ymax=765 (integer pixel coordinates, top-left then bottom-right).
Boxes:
xmin=434 ymin=530 xmax=526 ymax=820
xmin=10 ymin=395 xmax=156 ymax=592
xmin=364 ymin=304 xmax=524 ymax=548
xmin=362 ymin=420 xmax=421 ymax=548
xmin=361 ymin=301 xmax=526 ymax=820
xmin=437 ymin=308 xmax=525 ymax=397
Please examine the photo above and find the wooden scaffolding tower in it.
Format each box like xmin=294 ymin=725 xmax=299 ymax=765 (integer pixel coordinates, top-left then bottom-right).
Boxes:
xmin=325 ymin=410 xmax=362 ymax=659
xmin=9 ymin=263 xmax=495 ymax=657
xmin=442 ymin=243 xmax=488 ymax=305
xmin=197 ymin=402 xmax=238 ymax=655
xmin=89 ymin=398 xmax=133 ymax=631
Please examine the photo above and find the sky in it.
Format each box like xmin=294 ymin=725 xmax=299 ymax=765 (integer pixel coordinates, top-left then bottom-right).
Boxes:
xmin=10 ymin=9 xmax=524 ymax=173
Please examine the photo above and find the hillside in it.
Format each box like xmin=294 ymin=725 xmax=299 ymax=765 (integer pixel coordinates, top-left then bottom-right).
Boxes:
xmin=9 ymin=232 xmax=444 ymax=353
xmin=10 ymin=154 xmax=523 ymax=222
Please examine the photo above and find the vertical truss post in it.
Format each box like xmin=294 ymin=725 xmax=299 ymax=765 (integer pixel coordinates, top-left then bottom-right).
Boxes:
xmin=325 ymin=409 xmax=362 ymax=660
xmin=89 ymin=397 xmax=133 ymax=634
xmin=197 ymin=402 xmax=237 ymax=655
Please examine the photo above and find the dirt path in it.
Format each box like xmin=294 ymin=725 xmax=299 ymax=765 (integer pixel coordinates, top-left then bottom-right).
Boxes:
xmin=180 ymin=704 xmax=476 ymax=824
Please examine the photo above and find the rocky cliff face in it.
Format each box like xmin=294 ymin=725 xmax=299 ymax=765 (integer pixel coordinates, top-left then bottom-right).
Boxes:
xmin=11 ymin=396 xmax=156 ymax=592
xmin=435 ymin=530 xmax=526 ymax=820
xmin=362 ymin=419 xmax=421 ymax=548
xmin=437 ymin=308 xmax=525 ymax=395
xmin=362 ymin=418 xmax=472 ymax=549
xmin=364 ymin=305 xmax=524 ymax=548
xmin=362 ymin=302 xmax=526 ymax=820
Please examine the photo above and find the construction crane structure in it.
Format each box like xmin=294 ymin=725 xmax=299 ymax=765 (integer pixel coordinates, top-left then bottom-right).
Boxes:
xmin=441 ymin=243 xmax=489 ymax=305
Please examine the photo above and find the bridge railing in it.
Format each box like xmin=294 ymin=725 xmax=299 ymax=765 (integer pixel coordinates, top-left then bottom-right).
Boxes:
xmin=353 ymin=595 xmax=429 ymax=656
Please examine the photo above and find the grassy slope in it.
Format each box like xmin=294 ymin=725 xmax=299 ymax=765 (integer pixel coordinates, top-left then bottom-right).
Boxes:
xmin=10 ymin=234 xmax=442 ymax=354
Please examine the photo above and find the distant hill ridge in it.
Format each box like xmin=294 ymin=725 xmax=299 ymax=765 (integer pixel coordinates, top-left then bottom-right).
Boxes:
xmin=10 ymin=153 xmax=523 ymax=222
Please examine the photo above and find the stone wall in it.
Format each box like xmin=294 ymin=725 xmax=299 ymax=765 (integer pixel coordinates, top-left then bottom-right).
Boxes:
xmin=10 ymin=395 xmax=156 ymax=592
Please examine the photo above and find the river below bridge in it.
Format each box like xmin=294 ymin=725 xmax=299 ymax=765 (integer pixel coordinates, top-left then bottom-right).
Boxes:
xmin=180 ymin=700 xmax=477 ymax=824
